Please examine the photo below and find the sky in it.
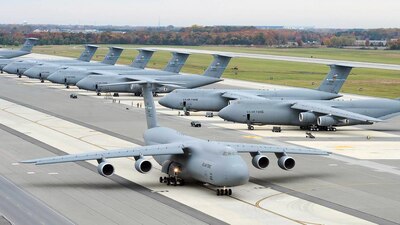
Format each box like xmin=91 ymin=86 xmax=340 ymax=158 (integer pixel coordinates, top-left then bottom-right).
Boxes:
xmin=1 ymin=0 xmax=399 ymax=28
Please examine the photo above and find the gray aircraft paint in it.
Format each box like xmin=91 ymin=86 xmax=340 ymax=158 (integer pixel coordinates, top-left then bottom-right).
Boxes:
xmin=21 ymin=81 xmax=328 ymax=192
xmin=218 ymin=98 xmax=400 ymax=128
xmin=24 ymin=48 xmax=154 ymax=80
xmin=0 ymin=38 xmax=38 ymax=59
xmin=47 ymin=51 xmax=190 ymax=85
xmin=76 ymin=54 xmax=232 ymax=94
xmin=158 ymin=65 xmax=350 ymax=112
xmin=2 ymin=45 xmax=125 ymax=75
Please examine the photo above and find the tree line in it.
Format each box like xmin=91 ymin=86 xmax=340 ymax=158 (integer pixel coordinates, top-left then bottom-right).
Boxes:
xmin=0 ymin=25 xmax=399 ymax=49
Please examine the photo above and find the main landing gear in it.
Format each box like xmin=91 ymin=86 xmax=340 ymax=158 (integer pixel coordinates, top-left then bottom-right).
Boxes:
xmin=247 ymin=125 xmax=254 ymax=130
xmin=216 ymin=188 xmax=232 ymax=196
xmin=159 ymin=176 xmax=185 ymax=186
xmin=301 ymin=125 xmax=336 ymax=131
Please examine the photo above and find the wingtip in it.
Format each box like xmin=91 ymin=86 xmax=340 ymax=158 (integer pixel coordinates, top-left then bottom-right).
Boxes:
xmin=20 ymin=160 xmax=37 ymax=164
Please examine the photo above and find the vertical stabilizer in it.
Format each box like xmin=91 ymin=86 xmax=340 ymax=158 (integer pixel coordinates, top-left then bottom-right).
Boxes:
xmin=203 ymin=54 xmax=232 ymax=78
xmin=163 ymin=52 xmax=190 ymax=73
xmin=101 ymin=47 xmax=124 ymax=65
xmin=317 ymin=64 xmax=353 ymax=94
xmin=130 ymin=49 xmax=155 ymax=69
xmin=142 ymin=83 xmax=158 ymax=129
xmin=20 ymin=38 xmax=38 ymax=52
xmin=77 ymin=45 xmax=98 ymax=62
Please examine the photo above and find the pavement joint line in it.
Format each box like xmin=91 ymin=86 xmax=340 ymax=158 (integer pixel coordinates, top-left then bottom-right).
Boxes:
xmin=0 ymin=123 xmax=228 ymax=225
xmin=250 ymin=177 xmax=400 ymax=225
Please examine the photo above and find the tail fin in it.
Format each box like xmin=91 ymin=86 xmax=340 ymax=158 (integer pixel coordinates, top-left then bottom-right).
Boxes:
xmin=101 ymin=46 xmax=124 ymax=65
xmin=203 ymin=54 xmax=232 ymax=78
xmin=20 ymin=38 xmax=38 ymax=52
xmin=77 ymin=44 xmax=98 ymax=62
xmin=130 ymin=48 xmax=155 ymax=69
xmin=163 ymin=52 xmax=190 ymax=73
xmin=317 ymin=64 xmax=353 ymax=94
xmin=142 ymin=83 xmax=158 ymax=129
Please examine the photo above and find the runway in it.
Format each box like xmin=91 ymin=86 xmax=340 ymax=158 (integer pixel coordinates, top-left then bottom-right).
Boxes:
xmin=0 ymin=54 xmax=399 ymax=225
xmin=150 ymin=47 xmax=400 ymax=71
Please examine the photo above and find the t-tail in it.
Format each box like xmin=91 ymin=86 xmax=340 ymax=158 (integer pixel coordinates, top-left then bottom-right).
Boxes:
xmin=163 ymin=52 xmax=190 ymax=73
xmin=142 ymin=83 xmax=158 ymax=129
xmin=101 ymin=46 xmax=124 ymax=65
xmin=130 ymin=48 xmax=155 ymax=69
xmin=77 ymin=44 xmax=98 ymax=62
xmin=203 ymin=54 xmax=232 ymax=78
xmin=317 ymin=64 xmax=353 ymax=94
xmin=20 ymin=38 xmax=38 ymax=52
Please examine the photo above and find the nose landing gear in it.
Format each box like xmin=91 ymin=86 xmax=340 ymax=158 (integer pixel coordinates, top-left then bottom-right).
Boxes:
xmin=216 ymin=188 xmax=232 ymax=196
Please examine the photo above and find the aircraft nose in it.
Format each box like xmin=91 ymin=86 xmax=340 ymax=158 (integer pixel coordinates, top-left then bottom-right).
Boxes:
xmin=218 ymin=106 xmax=232 ymax=121
xmin=227 ymin=159 xmax=249 ymax=186
xmin=3 ymin=64 xmax=15 ymax=74
xmin=76 ymin=79 xmax=93 ymax=90
xmin=158 ymin=95 xmax=172 ymax=108
xmin=47 ymin=73 xmax=63 ymax=84
xmin=23 ymin=68 xmax=36 ymax=78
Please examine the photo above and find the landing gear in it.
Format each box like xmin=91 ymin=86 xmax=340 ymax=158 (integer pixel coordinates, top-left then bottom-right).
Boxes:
xmin=247 ymin=125 xmax=254 ymax=130
xmin=18 ymin=74 xmax=22 ymax=78
xmin=65 ymin=85 xmax=70 ymax=89
xmin=40 ymin=79 xmax=44 ymax=83
xmin=134 ymin=92 xmax=140 ymax=96
xmin=159 ymin=176 xmax=184 ymax=186
xmin=302 ymin=125 xmax=336 ymax=131
xmin=96 ymin=92 xmax=101 ymax=96
xmin=113 ymin=93 xmax=119 ymax=97
xmin=216 ymin=188 xmax=232 ymax=196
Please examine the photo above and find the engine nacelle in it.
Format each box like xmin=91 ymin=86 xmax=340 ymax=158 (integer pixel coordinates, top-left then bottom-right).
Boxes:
xmin=317 ymin=115 xmax=337 ymax=126
xmin=252 ymin=154 xmax=269 ymax=169
xmin=97 ymin=162 xmax=115 ymax=177
xmin=135 ymin=158 xmax=152 ymax=174
xmin=299 ymin=112 xmax=317 ymax=123
xmin=278 ymin=156 xmax=295 ymax=170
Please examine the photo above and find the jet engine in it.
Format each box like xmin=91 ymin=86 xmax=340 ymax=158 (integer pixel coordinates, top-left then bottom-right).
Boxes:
xmin=299 ymin=112 xmax=317 ymax=123
xmin=135 ymin=158 xmax=152 ymax=173
xmin=97 ymin=161 xmax=115 ymax=177
xmin=317 ymin=115 xmax=337 ymax=126
xmin=252 ymin=154 xmax=269 ymax=169
xmin=278 ymin=156 xmax=295 ymax=170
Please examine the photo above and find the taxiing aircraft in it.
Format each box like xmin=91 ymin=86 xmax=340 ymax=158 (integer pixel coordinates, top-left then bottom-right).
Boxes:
xmin=159 ymin=64 xmax=352 ymax=114
xmin=21 ymin=81 xmax=329 ymax=196
xmin=218 ymin=97 xmax=400 ymax=130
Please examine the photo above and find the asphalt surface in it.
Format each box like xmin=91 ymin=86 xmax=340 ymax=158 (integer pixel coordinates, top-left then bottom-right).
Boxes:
xmin=0 ymin=74 xmax=399 ymax=224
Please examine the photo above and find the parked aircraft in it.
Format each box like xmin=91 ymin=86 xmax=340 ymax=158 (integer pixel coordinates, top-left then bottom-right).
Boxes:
xmin=0 ymin=38 xmax=38 ymax=59
xmin=24 ymin=48 xmax=155 ymax=82
xmin=75 ymin=54 xmax=232 ymax=96
xmin=159 ymin=65 xmax=352 ymax=115
xmin=3 ymin=46 xmax=123 ymax=77
xmin=218 ymin=97 xmax=400 ymax=130
xmin=47 ymin=51 xmax=190 ymax=87
xmin=21 ymin=81 xmax=329 ymax=196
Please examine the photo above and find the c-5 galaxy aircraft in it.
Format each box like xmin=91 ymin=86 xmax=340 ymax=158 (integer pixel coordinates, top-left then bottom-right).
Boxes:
xmin=24 ymin=48 xmax=155 ymax=83
xmin=21 ymin=81 xmax=329 ymax=196
xmin=47 ymin=51 xmax=190 ymax=88
xmin=76 ymin=54 xmax=232 ymax=96
xmin=0 ymin=38 xmax=38 ymax=59
xmin=0 ymin=38 xmax=39 ymax=72
xmin=218 ymin=97 xmax=400 ymax=131
xmin=3 ymin=46 xmax=123 ymax=77
xmin=159 ymin=65 xmax=352 ymax=115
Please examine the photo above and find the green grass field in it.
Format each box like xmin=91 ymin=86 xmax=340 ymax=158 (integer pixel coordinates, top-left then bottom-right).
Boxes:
xmin=32 ymin=44 xmax=400 ymax=98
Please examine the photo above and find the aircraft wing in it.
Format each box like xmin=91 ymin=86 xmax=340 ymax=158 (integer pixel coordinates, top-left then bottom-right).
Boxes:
xmin=217 ymin=142 xmax=329 ymax=155
xmin=291 ymin=102 xmax=383 ymax=122
xmin=21 ymin=143 xmax=185 ymax=165
xmin=98 ymin=76 xmax=185 ymax=88
xmin=221 ymin=91 xmax=265 ymax=100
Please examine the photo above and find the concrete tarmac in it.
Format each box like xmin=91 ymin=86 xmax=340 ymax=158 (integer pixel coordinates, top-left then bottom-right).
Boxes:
xmin=0 ymin=62 xmax=399 ymax=224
